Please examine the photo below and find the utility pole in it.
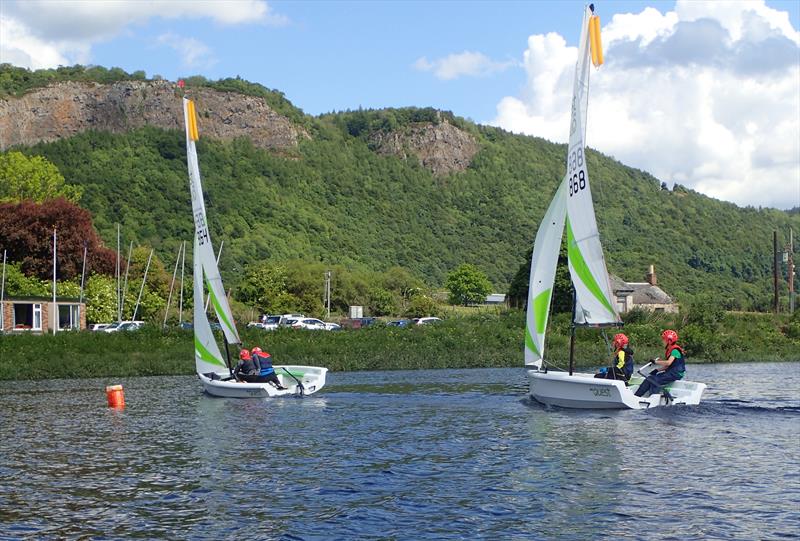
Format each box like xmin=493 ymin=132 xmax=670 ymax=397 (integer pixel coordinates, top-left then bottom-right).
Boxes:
xmin=789 ymin=228 xmax=795 ymax=314
xmin=773 ymin=231 xmax=779 ymax=314
xmin=324 ymin=271 xmax=331 ymax=319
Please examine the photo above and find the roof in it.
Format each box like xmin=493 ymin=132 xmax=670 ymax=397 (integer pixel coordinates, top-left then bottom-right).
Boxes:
xmin=2 ymin=296 xmax=83 ymax=303
xmin=609 ymin=275 xmax=675 ymax=305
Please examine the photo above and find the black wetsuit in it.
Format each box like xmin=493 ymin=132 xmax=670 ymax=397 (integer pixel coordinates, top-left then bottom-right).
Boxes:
xmin=233 ymin=358 xmax=259 ymax=382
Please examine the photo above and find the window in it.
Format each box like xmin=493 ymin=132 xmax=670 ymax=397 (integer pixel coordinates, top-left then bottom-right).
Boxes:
xmin=58 ymin=304 xmax=80 ymax=330
xmin=13 ymin=303 xmax=42 ymax=331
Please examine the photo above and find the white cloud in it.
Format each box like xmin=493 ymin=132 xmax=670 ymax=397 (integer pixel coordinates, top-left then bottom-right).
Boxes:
xmin=0 ymin=0 xmax=285 ymax=69
xmin=157 ymin=33 xmax=216 ymax=69
xmin=492 ymin=0 xmax=800 ymax=209
xmin=414 ymin=51 xmax=515 ymax=80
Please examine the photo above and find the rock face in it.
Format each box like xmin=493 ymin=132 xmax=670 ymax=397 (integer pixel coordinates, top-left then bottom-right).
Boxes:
xmin=0 ymin=80 xmax=306 ymax=150
xmin=368 ymin=120 xmax=479 ymax=176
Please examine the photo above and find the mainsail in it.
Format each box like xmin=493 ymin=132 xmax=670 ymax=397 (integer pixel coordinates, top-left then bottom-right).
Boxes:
xmin=524 ymin=180 xmax=566 ymax=365
xmin=182 ymin=97 xmax=241 ymax=374
xmin=564 ymin=6 xmax=619 ymax=326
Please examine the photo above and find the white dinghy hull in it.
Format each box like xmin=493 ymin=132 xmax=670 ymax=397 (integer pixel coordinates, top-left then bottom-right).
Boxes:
xmin=199 ymin=365 xmax=328 ymax=398
xmin=527 ymin=365 xmax=706 ymax=409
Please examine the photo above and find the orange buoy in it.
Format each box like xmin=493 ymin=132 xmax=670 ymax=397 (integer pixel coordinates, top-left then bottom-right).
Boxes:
xmin=106 ymin=384 xmax=125 ymax=409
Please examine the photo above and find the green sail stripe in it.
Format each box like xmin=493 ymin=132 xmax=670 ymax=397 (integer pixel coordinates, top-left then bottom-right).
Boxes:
xmin=525 ymin=326 xmax=541 ymax=357
xmin=566 ymin=217 xmax=616 ymax=316
xmin=532 ymin=288 xmax=552 ymax=335
xmin=205 ymin=278 xmax=236 ymax=338
xmin=194 ymin=336 xmax=226 ymax=368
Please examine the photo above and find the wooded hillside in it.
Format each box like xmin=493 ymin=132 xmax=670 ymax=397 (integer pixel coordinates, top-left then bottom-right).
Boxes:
xmin=3 ymin=65 xmax=798 ymax=311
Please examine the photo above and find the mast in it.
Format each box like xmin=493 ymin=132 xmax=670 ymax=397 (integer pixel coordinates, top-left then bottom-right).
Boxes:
xmin=163 ymin=243 xmax=183 ymax=328
xmin=52 ymin=228 xmax=57 ymax=336
xmin=116 ymin=224 xmax=121 ymax=323
xmin=1 ymin=250 xmax=6 ymax=332
xmin=132 ymin=249 xmax=153 ymax=322
xmin=569 ymin=287 xmax=577 ymax=376
xmin=120 ymin=241 xmax=133 ymax=319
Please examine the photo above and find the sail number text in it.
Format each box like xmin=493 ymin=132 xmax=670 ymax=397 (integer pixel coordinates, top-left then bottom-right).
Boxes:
xmin=568 ymin=147 xmax=586 ymax=197
xmin=194 ymin=211 xmax=210 ymax=246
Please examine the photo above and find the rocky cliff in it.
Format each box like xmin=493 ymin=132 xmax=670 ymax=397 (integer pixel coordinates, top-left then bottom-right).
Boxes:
xmin=368 ymin=120 xmax=479 ymax=176
xmin=0 ymin=80 xmax=306 ymax=151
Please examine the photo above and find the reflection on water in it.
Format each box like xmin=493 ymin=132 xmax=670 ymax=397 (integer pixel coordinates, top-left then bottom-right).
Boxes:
xmin=0 ymin=363 xmax=798 ymax=540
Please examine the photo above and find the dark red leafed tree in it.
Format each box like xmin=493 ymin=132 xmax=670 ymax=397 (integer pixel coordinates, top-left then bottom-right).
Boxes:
xmin=0 ymin=198 xmax=117 ymax=280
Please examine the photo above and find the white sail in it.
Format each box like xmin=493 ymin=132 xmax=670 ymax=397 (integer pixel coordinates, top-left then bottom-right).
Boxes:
xmin=564 ymin=7 xmax=620 ymax=326
xmin=182 ymin=97 xmax=242 ymax=346
xmin=193 ymin=236 xmax=228 ymax=375
xmin=524 ymin=179 xmax=567 ymax=365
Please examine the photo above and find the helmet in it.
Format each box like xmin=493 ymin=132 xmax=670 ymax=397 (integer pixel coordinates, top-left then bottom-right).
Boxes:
xmin=613 ymin=333 xmax=628 ymax=347
xmin=661 ymin=329 xmax=678 ymax=344
xmin=251 ymin=347 xmax=262 ymax=355
xmin=239 ymin=349 xmax=251 ymax=360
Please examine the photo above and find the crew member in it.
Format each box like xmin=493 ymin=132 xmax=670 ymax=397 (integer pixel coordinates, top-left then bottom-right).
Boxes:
xmin=252 ymin=346 xmax=286 ymax=389
xmin=233 ymin=349 xmax=259 ymax=382
xmin=634 ymin=329 xmax=686 ymax=397
xmin=594 ymin=333 xmax=634 ymax=383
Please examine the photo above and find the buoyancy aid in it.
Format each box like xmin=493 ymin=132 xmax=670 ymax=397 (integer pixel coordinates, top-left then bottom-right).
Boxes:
xmin=664 ymin=343 xmax=686 ymax=377
xmin=620 ymin=346 xmax=634 ymax=378
xmin=254 ymin=352 xmax=275 ymax=376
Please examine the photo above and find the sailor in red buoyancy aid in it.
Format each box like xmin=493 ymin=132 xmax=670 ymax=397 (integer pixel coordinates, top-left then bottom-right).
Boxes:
xmin=251 ymin=347 xmax=286 ymax=389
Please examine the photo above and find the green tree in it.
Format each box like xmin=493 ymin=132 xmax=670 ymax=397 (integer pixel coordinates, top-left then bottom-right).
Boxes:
xmin=404 ymin=292 xmax=439 ymax=318
xmin=446 ymin=264 xmax=492 ymax=306
xmin=83 ymin=273 xmax=116 ymax=323
xmin=0 ymin=151 xmax=82 ymax=203
xmin=236 ymin=264 xmax=291 ymax=314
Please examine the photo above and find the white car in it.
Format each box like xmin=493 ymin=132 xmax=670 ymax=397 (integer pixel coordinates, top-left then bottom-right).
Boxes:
xmin=104 ymin=320 xmax=145 ymax=332
xmin=324 ymin=322 xmax=341 ymax=331
xmin=289 ymin=318 xmax=327 ymax=330
xmin=279 ymin=314 xmax=306 ymax=327
xmin=89 ymin=323 xmax=111 ymax=332
xmin=414 ymin=317 xmax=442 ymax=325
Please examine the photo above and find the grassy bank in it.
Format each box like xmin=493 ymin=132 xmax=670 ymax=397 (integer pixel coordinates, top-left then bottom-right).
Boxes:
xmin=0 ymin=310 xmax=797 ymax=381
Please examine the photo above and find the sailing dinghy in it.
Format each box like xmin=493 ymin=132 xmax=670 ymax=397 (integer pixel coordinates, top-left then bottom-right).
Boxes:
xmin=182 ymin=96 xmax=327 ymax=398
xmin=524 ymin=5 xmax=705 ymax=409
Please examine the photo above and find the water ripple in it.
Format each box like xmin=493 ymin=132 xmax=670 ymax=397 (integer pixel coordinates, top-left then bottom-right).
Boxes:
xmin=0 ymin=364 xmax=798 ymax=539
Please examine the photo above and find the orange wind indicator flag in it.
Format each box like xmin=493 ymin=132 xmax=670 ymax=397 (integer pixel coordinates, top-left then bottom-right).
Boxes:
xmin=589 ymin=15 xmax=604 ymax=67
xmin=186 ymin=99 xmax=200 ymax=141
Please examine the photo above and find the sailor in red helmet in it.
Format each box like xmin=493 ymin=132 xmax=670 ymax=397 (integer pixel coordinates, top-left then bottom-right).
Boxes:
xmin=634 ymin=329 xmax=686 ymax=397
xmin=594 ymin=333 xmax=634 ymax=383
xmin=233 ymin=348 xmax=259 ymax=382
xmin=251 ymin=346 xmax=286 ymax=390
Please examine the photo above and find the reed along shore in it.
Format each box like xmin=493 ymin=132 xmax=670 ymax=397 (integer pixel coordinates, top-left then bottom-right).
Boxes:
xmin=0 ymin=311 xmax=797 ymax=381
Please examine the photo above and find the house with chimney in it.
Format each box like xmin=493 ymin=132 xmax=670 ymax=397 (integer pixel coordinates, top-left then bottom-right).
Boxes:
xmin=610 ymin=265 xmax=678 ymax=314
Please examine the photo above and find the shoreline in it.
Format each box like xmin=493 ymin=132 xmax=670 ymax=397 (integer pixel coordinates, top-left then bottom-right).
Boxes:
xmin=1 ymin=311 xmax=797 ymax=381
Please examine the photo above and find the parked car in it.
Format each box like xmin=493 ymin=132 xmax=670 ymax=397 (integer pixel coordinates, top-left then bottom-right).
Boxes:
xmin=279 ymin=314 xmax=306 ymax=327
xmin=89 ymin=323 xmax=111 ymax=332
xmin=290 ymin=318 xmax=327 ymax=330
xmin=179 ymin=321 xmax=193 ymax=330
xmin=118 ymin=321 xmax=145 ymax=332
xmin=105 ymin=320 xmax=144 ymax=332
xmin=386 ymin=319 xmax=412 ymax=328
xmin=261 ymin=315 xmax=282 ymax=330
xmin=323 ymin=322 xmax=341 ymax=331
xmin=414 ymin=317 xmax=442 ymax=325
xmin=341 ymin=317 xmax=378 ymax=329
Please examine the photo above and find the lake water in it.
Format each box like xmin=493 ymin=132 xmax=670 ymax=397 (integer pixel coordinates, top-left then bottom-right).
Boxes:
xmin=1 ymin=362 xmax=798 ymax=540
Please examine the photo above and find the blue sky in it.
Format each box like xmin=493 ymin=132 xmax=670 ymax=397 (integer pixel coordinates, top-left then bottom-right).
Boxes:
xmin=2 ymin=0 xmax=799 ymax=209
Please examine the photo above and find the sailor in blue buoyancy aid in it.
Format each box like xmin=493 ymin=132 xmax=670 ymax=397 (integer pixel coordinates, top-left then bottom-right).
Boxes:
xmin=594 ymin=333 xmax=634 ymax=383
xmin=251 ymin=347 xmax=286 ymax=389
xmin=634 ymin=329 xmax=686 ymax=397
